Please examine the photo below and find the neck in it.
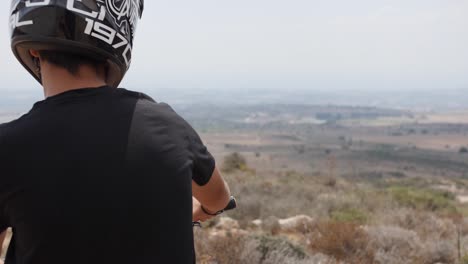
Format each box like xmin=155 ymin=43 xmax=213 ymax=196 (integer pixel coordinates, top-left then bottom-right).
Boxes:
xmin=41 ymin=63 xmax=107 ymax=98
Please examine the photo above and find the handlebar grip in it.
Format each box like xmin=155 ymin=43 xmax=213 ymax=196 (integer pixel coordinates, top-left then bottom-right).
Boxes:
xmin=224 ymin=196 xmax=237 ymax=211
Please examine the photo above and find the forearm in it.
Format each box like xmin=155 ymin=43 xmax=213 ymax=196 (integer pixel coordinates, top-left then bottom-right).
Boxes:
xmin=192 ymin=167 xmax=231 ymax=212
xmin=193 ymin=180 xmax=230 ymax=212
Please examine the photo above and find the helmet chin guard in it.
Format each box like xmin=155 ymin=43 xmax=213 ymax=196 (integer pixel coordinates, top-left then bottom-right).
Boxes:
xmin=10 ymin=0 xmax=144 ymax=88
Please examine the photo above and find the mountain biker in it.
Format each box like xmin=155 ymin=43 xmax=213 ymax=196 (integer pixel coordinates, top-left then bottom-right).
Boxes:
xmin=0 ymin=1 xmax=231 ymax=263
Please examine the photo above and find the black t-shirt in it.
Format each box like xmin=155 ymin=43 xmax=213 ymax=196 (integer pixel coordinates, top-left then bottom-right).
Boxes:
xmin=0 ymin=86 xmax=215 ymax=264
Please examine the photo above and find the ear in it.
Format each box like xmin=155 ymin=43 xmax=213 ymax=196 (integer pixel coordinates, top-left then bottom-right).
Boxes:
xmin=29 ymin=49 xmax=40 ymax=58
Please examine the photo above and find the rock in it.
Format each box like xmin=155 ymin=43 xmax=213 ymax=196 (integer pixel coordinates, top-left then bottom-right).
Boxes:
xmin=278 ymin=215 xmax=314 ymax=233
xmin=215 ymin=217 xmax=240 ymax=230
xmin=252 ymin=219 xmax=263 ymax=227
xmin=263 ymin=216 xmax=281 ymax=235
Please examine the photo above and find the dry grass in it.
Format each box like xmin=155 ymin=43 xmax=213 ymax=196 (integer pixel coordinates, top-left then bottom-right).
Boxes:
xmin=218 ymin=164 xmax=468 ymax=264
xmin=365 ymin=226 xmax=423 ymax=264
xmin=194 ymin=228 xmax=321 ymax=264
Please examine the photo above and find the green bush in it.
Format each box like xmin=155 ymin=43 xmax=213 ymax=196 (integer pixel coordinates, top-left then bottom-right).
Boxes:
xmin=330 ymin=208 xmax=368 ymax=224
xmin=388 ymin=186 xmax=456 ymax=212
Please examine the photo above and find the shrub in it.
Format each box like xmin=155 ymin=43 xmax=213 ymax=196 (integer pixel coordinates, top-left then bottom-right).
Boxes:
xmin=194 ymin=229 xmax=313 ymax=264
xmin=377 ymin=209 xmax=458 ymax=239
xmin=310 ymin=221 xmax=374 ymax=263
xmin=365 ymin=226 xmax=423 ymax=264
xmin=225 ymin=170 xmax=322 ymax=221
xmin=255 ymin=235 xmax=308 ymax=263
xmin=421 ymin=240 xmax=456 ymax=264
xmin=194 ymin=229 xmax=250 ymax=264
xmin=324 ymin=177 xmax=337 ymax=187
xmin=330 ymin=208 xmax=368 ymax=224
xmin=388 ymin=186 xmax=456 ymax=212
xmin=372 ymin=210 xmax=458 ymax=263
xmin=222 ymin=152 xmax=248 ymax=173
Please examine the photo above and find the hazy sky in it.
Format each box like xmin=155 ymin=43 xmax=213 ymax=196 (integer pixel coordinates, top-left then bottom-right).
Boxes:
xmin=1 ymin=0 xmax=467 ymax=94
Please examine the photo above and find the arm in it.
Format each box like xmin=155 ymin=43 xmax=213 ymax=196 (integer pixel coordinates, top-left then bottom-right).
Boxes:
xmin=0 ymin=229 xmax=6 ymax=262
xmin=192 ymin=167 xmax=231 ymax=220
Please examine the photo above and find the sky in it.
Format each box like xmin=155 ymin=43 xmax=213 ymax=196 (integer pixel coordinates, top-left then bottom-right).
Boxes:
xmin=0 ymin=0 xmax=467 ymax=96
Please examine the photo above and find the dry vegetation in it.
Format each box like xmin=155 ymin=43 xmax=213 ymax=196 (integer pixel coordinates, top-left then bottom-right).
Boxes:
xmin=185 ymin=104 xmax=468 ymax=264
xmin=194 ymin=149 xmax=468 ymax=264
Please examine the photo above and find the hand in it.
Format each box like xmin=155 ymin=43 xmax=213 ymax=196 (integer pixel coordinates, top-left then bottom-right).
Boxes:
xmin=193 ymin=197 xmax=215 ymax=222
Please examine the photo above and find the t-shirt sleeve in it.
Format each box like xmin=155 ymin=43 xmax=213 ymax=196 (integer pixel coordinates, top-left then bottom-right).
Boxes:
xmin=0 ymin=216 xmax=7 ymax=233
xmin=189 ymin=130 xmax=216 ymax=186
xmin=156 ymin=102 xmax=216 ymax=186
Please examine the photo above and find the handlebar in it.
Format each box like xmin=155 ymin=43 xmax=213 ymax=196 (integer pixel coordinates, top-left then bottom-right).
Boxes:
xmin=223 ymin=196 xmax=238 ymax=211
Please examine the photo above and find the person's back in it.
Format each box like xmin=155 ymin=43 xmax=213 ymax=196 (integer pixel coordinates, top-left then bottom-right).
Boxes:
xmin=1 ymin=87 xmax=213 ymax=263
xmin=1 ymin=1 xmax=231 ymax=263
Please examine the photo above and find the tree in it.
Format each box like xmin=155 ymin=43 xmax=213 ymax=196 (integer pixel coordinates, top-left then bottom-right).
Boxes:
xmin=222 ymin=152 xmax=247 ymax=173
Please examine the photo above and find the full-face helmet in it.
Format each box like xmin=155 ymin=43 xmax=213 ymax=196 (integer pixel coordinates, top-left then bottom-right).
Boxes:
xmin=10 ymin=0 xmax=144 ymax=87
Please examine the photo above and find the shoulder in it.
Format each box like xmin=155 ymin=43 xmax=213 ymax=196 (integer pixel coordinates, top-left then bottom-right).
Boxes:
xmin=0 ymin=119 xmax=16 ymax=139
xmin=116 ymin=89 xmax=173 ymax=115
xmin=0 ymin=122 xmax=6 ymax=138
xmin=114 ymin=89 xmax=177 ymax=120
xmin=0 ymin=122 xmax=10 ymax=155
xmin=134 ymin=93 xmax=189 ymax=125
xmin=119 ymin=88 xmax=199 ymax=136
xmin=0 ymin=109 xmax=40 ymax=150
xmin=123 ymin=90 xmax=198 ymax=137
xmin=0 ymin=111 xmax=34 ymax=134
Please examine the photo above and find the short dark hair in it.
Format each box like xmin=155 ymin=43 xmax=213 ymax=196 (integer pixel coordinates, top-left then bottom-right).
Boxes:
xmin=38 ymin=50 xmax=105 ymax=75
